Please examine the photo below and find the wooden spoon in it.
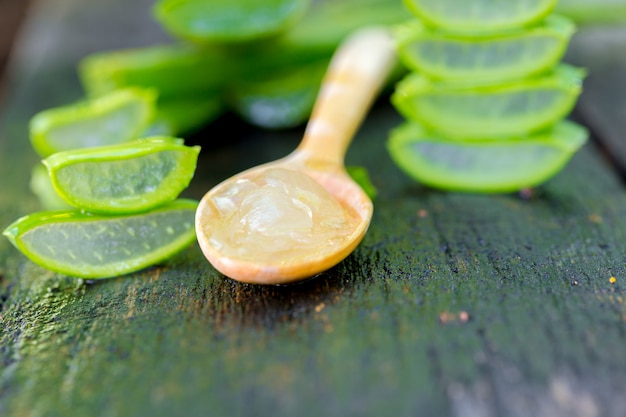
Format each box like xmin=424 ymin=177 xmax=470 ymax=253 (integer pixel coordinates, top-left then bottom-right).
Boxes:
xmin=195 ymin=28 xmax=397 ymax=284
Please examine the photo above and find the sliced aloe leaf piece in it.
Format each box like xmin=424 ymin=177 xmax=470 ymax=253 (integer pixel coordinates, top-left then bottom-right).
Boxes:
xmin=556 ymin=0 xmax=626 ymax=25
xmin=2 ymin=199 xmax=198 ymax=279
xmin=283 ymin=0 xmax=410 ymax=53
xmin=80 ymin=0 xmax=407 ymax=102
xmin=346 ymin=166 xmax=377 ymax=200
xmin=154 ymin=0 xmax=310 ymax=44
xmin=149 ymin=95 xmax=224 ymax=136
xmin=79 ymin=44 xmax=228 ymax=98
xmin=29 ymin=88 xmax=157 ymax=158
xmin=392 ymin=64 xmax=585 ymax=140
xmin=387 ymin=120 xmax=588 ymax=193
xmin=30 ymin=164 xmax=72 ymax=210
xmin=404 ymin=0 xmax=558 ymax=33
xmin=227 ymin=59 xmax=326 ymax=129
xmin=43 ymin=138 xmax=200 ymax=214
xmin=395 ymin=15 xmax=575 ymax=84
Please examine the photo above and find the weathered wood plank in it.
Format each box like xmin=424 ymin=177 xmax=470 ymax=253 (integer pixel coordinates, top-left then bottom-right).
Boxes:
xmin=1 ymin=1 xmax=626 ymax=417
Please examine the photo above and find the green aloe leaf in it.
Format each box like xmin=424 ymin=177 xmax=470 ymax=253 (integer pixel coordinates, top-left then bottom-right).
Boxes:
xmin=79 ymin=44 xmax=228 ymax=98
xmin=226 ymin=60 xmax=327 ymax=129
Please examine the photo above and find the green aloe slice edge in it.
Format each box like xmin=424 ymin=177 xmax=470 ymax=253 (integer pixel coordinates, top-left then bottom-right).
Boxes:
xmin=43 ymin=137 xmax=200 ymax=214
xmin=394 ymin=14 xmax=576 ymax=83
xmin=154 ymin=0 xmax=310 ymax=43
xmin=29 ymin=88 xmax=157 ymax=157
xmin=387 ymin=120 xmax=588 ymax=193
xmin=3 ymin=199 xmax=199 ymax=279
xmin=391 ymin=64 xmax=585 ymax=139
xmin=403 ymin=0 xmax=558 ymax=33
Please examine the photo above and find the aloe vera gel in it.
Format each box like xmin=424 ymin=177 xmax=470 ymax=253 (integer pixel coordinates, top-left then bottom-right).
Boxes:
xmin=389 ymin=0 xmax=588 ymax=193
xmin=205 ymin=168 xmax=361 ymax=264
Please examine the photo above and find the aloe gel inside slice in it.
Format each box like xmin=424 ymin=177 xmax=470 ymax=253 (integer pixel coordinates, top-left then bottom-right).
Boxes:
xmin=395 ymin=15 xmax=575 ymax=83
xmin=44 ymin=139 xmax=200 ymax=214
xmin=29 ymin=88 xmax=157 ymax=157
xmin=154 ymin=0 xmax=310 ymax=43
xmin=404 ymin=0 xmax=558 ymax=32
xmin=392 ymin=65 xmax=585 ymax=139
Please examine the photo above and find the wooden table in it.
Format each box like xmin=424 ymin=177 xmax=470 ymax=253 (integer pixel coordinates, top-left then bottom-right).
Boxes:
xmin=1 ymin=1 xmax=625 ymax=416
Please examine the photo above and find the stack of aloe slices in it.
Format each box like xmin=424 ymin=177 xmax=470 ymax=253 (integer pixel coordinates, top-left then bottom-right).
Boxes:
xmin=3 ymin=89 xmax=201 ymax=279
xmin=388 ymin=0 xmax=589 ymax=193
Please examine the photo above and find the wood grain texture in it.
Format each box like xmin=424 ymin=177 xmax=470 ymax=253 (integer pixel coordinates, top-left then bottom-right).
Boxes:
xmin=1 ymin=1 xmax=626 ymax=417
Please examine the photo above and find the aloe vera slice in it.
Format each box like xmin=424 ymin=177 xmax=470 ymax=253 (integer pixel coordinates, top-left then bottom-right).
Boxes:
xmin=154 ymin=0 xmax=310 ymax=44
xmin=2 ymin=199 xmax=198 ymax=279
xmin=283 ymin=0 xmax=410 ymax=53
xmin=80 ymin=0 xmax=407 ymax=100
xmin=227 ymin=60 xmax=327 ymax=129
xmin=392 ymin=64 xmax=585 ymax=140
xmin=346 ymin=166 xmax=377 ymax=200
xmin=79 ymin=44 xmax=227 ymax=98
xmin=404 ymin=0 xmax=558 ymax=33
xmin=43 ymin=138 xmax=200 ymax=214
xmin=30 ymin=164 xmax=72 ymax=210
xmin=387 ymin=120 xmax=588 ymax=193
xmin=29 ymin=88 xmax=157 ymax=158
xmin=556 ymin=0 xmax=626 ymax=25
xmin=395 ymin=15 xmax=575 ymax=84
xmin=151 ymin=95 xmax=224 ymax=135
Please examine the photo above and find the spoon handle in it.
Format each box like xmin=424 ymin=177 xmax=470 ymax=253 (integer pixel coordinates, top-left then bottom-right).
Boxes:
xmin=296 ymin=27 xmax=397 ymax=167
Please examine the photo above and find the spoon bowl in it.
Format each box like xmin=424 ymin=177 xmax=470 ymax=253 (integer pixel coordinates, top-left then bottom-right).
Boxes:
xmin=196 ymin=28 xmax=396 ymax=284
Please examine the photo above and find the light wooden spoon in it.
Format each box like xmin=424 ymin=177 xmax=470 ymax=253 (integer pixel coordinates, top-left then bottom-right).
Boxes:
xmin=195 ymin=28 xmax=397 ymax=284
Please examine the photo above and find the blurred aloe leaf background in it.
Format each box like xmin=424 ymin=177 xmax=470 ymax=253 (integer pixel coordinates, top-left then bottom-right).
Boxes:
xmin=75 ymin=0 xmax=626 ymax=136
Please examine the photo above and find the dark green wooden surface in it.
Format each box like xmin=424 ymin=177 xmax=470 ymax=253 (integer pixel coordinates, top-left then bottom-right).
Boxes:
xmin=1 ymin=1 xmax=626 ymax=416
xmin=567 ymin=25 xmax=626 ymax=176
